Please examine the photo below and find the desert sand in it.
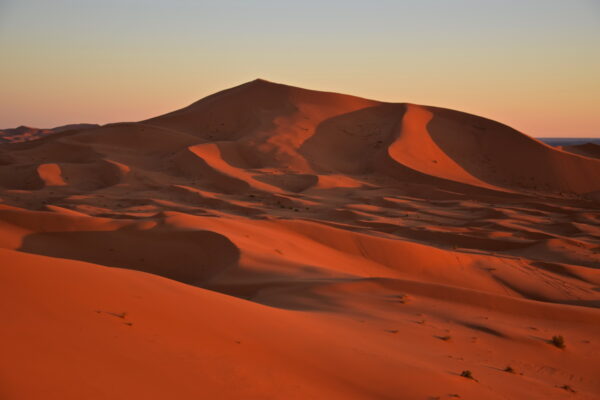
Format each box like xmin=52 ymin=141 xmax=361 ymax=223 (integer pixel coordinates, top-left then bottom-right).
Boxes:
xmin=1 ymin=79 xmax=599 ymax=399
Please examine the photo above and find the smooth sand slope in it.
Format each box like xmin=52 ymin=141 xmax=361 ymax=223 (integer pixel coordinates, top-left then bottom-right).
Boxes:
xmin=1 ymin=79 xmax=599 ymax=399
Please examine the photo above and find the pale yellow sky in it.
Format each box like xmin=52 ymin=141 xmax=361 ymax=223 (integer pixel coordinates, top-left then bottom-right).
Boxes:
xmin=1 ymin=0 xmax=599 ymax=137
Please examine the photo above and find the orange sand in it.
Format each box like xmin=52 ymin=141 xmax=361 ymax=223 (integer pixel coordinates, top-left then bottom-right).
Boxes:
xmin=1 ymin=80 xmax=599 ymax=399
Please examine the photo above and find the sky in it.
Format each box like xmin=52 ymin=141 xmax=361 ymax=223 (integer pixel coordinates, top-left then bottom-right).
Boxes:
xmin=0 ymin=0 xmax=599 ymax=137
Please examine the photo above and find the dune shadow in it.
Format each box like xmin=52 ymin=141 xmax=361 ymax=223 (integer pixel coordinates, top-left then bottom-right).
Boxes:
xmin=19 ymin=228 xmax=241 ymax=286
xmin=253 ymin=173 xmax=318 ymax=193
xmin=299 ymin=103 xmax=405 ymax=174
xmin=458 ymin=322 xmax=506 ymax=338
xmin=203 ymin=278 xmax=356 ymax=313
xmin=530 ymin=261 xmax=589 ymax=281
xmin=561 ymin=299 xmax=600 ymax=308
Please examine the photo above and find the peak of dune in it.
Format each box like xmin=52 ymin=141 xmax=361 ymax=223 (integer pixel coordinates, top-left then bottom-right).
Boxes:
xmin=250 ymin=77 xmax=276 ymax=84
xmin=182 ymin=78 xmax=377 ymax=111
xmin=137 ymin=81 xmax=600 ymax=197
xmin=230 ymin=78 xmax=280 ymax=91
xmin=10 ymin=125 xmax=43 ymax=133
xmin=51 ymin=123 xmax=100 ymax=132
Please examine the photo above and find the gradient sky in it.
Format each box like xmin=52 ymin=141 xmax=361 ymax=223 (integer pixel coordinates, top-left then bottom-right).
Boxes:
xmin=1 ymin=0 xmax=599 ymax=137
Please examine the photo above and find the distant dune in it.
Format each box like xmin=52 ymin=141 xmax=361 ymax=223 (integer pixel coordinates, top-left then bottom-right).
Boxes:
xmin=1 ymin=80 xmax=599 ymax=399
xmin=559 ymin=143 xmax=600 ymax=160
xmin=0 ymin=123 xmax=100 ymax=143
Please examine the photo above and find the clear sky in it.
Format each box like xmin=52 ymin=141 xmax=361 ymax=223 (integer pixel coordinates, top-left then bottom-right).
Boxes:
xmin=1 ymin=0 xmax=599 ymax=137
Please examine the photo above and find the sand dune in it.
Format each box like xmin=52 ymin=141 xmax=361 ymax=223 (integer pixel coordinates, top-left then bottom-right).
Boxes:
xmin=0 ymin=123 xmax=100 ymax=143
xmin=1 ymin=79 xmax=599 ymax=399
xmin=560 ymin=143 xmax=600 ymax=160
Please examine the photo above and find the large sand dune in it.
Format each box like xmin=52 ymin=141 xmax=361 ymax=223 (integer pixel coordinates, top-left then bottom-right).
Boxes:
xmin=1 ymin=79 xmax=599 ymax=399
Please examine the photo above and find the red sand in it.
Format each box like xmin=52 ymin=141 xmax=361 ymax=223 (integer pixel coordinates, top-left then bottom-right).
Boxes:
xmin=1 ymin=79 xmax=599 ymax=399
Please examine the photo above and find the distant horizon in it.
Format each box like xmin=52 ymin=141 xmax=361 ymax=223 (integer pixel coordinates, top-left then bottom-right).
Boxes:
xmin=1 ymin=77 xmax=598 ymax=139
xmin=1 ymin=1 xmax=599 ymax=138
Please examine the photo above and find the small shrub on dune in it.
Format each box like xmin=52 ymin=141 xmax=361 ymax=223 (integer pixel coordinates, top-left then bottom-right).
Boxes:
xmin=559 ymin=384 xmax=575 ymax=393
xmin=460 ymin=370 xmax=475 ymax=380
xmin=551 ymin=335 xmax=565 ymax=349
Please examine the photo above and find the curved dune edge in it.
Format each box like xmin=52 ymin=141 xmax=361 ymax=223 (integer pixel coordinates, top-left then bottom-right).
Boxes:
xmin=388 ymin=104 xmax=496 ymax=190
xmin=1 ymin=80 xmax=599 ymax=399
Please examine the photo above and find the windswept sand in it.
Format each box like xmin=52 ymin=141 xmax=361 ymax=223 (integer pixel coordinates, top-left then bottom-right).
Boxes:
xmin=1 ymin=80 xmax=599 ymax=399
